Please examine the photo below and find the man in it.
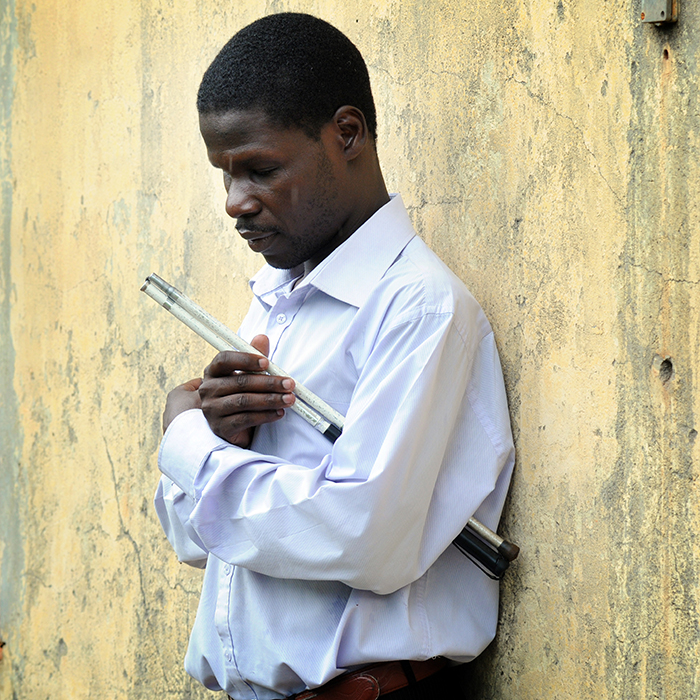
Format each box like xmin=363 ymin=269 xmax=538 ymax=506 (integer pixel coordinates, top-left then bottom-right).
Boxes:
xmin=154 ymin=12 xmax=514 ymax=700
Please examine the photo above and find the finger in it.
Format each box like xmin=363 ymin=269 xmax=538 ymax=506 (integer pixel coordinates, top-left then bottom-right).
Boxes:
xmin=182 ymin=377 xmax=203 ymax=391
xmin=210 ymin=409 xmax=286 ymax=442
xmin=250 ymin=334 xmax=270 ymax=358
xmin=204 ymin=389 xmax=295 ymax=418
xmin=229 ymin=427 xmax=255 ymax=449
xmin=200 ymin=373 xmax=294 ymax=399
xmin=204 ymin=350 xmax=268 ymax=378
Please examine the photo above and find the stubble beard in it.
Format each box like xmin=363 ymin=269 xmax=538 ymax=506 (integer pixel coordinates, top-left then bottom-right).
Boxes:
xmin=266 ymin=147 xmax=344 ymax=270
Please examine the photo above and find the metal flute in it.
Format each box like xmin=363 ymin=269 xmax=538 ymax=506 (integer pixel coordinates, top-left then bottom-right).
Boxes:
xmin=142 ymin=273 xmax=519 ymax=578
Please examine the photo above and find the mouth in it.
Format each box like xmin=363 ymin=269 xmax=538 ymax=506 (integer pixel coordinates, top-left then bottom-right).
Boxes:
xmin=237 ymin=227 xmax=280 ymax=253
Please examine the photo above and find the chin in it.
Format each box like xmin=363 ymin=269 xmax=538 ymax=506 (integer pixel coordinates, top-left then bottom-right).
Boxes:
xmin=263 ymin=255 xmax=305 ymax=271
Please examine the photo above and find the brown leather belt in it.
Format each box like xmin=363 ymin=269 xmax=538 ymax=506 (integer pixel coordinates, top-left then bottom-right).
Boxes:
xmin=228 ymin=658 xmax=448 ymax=700
xmin=294 ymin=657 xmax=449 ymax=700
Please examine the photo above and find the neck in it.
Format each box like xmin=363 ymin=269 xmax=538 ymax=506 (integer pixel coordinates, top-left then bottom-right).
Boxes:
xmin=302 ymin=160 xmax=390 ymax=276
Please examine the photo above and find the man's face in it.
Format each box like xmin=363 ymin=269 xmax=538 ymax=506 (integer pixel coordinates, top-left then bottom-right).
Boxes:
xmin=199 ymin=109 xmax=350 ymax=270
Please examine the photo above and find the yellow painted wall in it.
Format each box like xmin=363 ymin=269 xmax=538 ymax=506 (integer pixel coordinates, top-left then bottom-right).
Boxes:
xmin=1 ymin=1 xmax=698 ymax=698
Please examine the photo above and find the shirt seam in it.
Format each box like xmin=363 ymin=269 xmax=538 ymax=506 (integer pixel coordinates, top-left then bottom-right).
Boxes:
xmin=465 ymin=333 xmax=508 ymax=459
xmin=227 ymin=568 xmax=260 ymax=700
xmin=417 ymin=568 xmax=432 ymax=657
xmin=382 ymin=308 xmax=452 ymax=335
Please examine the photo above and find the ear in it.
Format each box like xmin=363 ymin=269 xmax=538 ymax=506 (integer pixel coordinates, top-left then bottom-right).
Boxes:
xmin=330 ymin=105 xmax=369 ymax=162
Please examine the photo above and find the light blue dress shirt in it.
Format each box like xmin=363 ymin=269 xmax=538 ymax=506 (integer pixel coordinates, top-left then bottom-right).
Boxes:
xmin=155 ymin=195 xmax=515 ymax=699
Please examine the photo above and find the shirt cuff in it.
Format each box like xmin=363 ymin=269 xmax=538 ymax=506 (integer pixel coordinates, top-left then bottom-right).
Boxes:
xmin=158 ymin=409 xmax=231 ymax=499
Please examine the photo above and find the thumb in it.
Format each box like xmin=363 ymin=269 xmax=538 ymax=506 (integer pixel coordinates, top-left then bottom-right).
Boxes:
xmin=250 ymin=334 xmax=270 ymax=358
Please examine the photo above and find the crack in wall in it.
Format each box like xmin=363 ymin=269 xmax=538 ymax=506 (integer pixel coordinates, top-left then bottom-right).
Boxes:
xmin=102 ymin=431 xmax=170 ymax=689
xmin=508 ymin=75 xmax=626 ymax=207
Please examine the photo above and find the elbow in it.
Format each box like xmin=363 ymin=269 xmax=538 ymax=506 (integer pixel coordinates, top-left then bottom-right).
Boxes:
xmin=178 ymin=555 xmax=208 ymax=570
xmin=349 ymin=565 xmax=418 ymax=596
xmin=340 ymin=538 xmax=424 ymax=594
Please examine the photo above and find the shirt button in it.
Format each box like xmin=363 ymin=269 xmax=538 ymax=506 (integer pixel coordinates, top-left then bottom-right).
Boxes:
xmin=224 ymin=564 xmax=231 ymax=575
xmin=276 ymin=313 xmax=287 ymax=324
xmin=225 ymin=652 xmax=232 ymax=662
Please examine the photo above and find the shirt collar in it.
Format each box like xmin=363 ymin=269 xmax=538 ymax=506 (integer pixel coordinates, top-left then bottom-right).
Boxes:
xmin=249 ymin=195 xmax=415 ymax=309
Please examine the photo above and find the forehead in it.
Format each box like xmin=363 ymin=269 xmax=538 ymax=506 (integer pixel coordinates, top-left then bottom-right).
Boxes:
xmin=199 ymin=109 xmax=314 ymax=158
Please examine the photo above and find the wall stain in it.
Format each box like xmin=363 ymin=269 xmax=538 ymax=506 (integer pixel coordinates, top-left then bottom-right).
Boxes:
xmin=0 ymin=0 xmax=24 ymax=697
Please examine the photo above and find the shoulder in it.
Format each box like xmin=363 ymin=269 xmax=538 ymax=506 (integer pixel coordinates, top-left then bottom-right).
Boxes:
xmin=364 ymin=235 xmax=493 ymax=348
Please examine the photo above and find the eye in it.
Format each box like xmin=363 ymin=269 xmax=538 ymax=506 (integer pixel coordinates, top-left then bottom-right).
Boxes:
xmin=251 ymin=167 xmax=278 ymax=180
xmin=222 ymin=172 xmax=232 ymax=190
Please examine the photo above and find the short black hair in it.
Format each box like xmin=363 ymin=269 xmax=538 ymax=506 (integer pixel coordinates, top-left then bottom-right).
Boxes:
xmin=197 ymin=13 xmax=377 ymax=139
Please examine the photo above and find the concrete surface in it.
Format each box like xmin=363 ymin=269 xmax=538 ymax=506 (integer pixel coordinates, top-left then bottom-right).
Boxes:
xmin=1 ymin=1 xmax=698 ymax=698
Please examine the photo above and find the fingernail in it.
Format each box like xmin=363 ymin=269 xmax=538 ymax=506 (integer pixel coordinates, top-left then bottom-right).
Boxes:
xmin=282 ymin=379 xmax=294 ymax=390
xmin=258 ymin=358 xmax=268 ymax=368
xmin=282 ymin=393 xmax=295 ymax=404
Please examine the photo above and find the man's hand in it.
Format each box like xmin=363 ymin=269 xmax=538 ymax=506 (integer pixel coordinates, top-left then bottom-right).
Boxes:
xmin=163 ymin=377 xmax=203 ymax=433
xmin=198 ymin=334 xmax=295 ymax=448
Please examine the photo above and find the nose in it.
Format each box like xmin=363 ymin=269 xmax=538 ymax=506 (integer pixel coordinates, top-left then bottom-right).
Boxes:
xmin=225 ymin=180 xmax=261 ymax=219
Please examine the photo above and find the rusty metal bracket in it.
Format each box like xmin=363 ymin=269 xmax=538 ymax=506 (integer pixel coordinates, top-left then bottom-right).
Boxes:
xmin=641 ymin=0 xmax=679 ymax=24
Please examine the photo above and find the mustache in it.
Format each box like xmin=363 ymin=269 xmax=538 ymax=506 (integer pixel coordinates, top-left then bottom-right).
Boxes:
xmin=235 ymin=222 xmax=278 ymax=234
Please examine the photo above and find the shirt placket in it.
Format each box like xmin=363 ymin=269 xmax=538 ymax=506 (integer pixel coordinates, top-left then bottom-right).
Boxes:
xmin=264 ymin=288 xmax=306 ymax=358
xmin=217 ymin=562 xmax=253 ymax=698
xmin=219 ymin=287 xmax=306 ymax=700
xmin=215 ymin=560 xmax=234 ymax=656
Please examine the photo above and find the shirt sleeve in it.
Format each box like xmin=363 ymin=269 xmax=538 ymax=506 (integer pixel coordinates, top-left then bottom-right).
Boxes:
xmin=158 ymin=311 xmax=509 ymax=595
xmin=154 ymin=473 xmax=209 ymax=568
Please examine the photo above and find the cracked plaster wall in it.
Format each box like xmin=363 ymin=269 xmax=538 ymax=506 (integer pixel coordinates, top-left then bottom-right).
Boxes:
xmin=0 ymin=1 xmax=698 ymax=699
